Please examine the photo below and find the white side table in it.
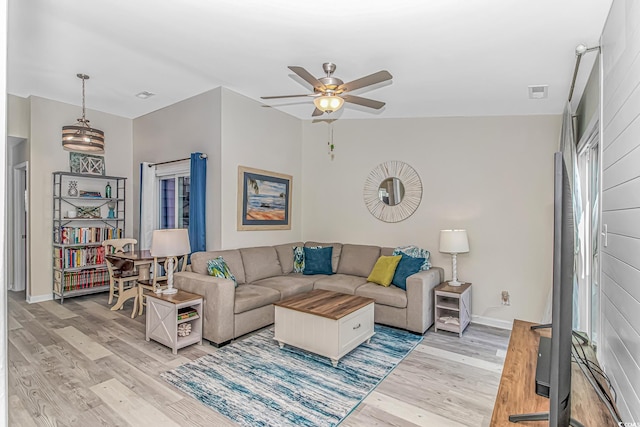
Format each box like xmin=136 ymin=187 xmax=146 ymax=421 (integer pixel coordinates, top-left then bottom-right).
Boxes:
xmin=145 ymin=290 xmax=203 ymax=354
xmin=434 ymin=282 xmax=472 ymax=337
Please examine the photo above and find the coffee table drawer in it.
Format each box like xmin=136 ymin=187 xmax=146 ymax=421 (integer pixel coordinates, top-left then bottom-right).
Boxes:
xmin=339 ymin=303 xmax=374 ymax=353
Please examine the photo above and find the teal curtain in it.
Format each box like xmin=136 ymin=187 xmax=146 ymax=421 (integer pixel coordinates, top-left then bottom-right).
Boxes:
xmin=188 ymin=153 xmax=207 ymax=252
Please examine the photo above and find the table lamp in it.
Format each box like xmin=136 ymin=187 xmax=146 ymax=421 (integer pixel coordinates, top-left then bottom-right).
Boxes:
xmin=439 ymin=229 xmax=469 ymax=286
xmin=150 ymin=229 xmax=191 ymax=294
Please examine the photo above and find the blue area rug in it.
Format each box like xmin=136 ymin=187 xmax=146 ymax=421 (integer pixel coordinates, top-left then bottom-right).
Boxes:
xmin=161 ymin=325 xmax=423 ymax=426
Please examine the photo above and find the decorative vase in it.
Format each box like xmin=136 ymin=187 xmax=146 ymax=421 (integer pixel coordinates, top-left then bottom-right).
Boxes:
xmin=67 ymin=181 xmax=78 ymax=197
xmin=105 ymin=182 xmax=112 ymax=199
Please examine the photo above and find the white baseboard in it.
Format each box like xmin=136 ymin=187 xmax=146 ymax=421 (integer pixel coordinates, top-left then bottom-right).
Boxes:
xmin=471 ymin=315 xmax=513 ymax=330
xmin=27 ymin=294 xmax=53 ymax=304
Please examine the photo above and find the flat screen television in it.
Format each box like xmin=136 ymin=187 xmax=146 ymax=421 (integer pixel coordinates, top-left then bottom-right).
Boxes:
xmin=510 ymin=152 xmax=583 ymax=427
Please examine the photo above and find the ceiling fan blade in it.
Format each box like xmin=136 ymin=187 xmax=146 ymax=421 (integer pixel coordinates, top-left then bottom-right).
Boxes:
xmin=342 ymin=94 xmax=386 ymax=109
xmin=338 ymin=70 xmax=392 ymax=92
xmin=289 ymin=66 xmax=327 ymax=91
xmin=311 ymin=107 xmax=324 ymax=117
xmin=261 ymin=94 xmax=315 ymax=99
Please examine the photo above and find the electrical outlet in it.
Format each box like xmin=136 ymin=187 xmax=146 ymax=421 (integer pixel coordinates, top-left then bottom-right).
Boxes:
xmin=501 ymin=291 xmax=510 ymax=306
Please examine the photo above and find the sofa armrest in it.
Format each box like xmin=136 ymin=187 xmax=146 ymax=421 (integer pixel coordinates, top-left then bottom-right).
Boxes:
xmin=405 ymin=267 xmax=444 ymax=334
xmin=174 ymin=271 xmax=235 ymax=345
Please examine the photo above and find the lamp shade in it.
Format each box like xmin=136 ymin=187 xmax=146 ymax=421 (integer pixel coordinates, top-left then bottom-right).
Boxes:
xmin=150 ymin=229 xmax=191 ymax=257
xmin=439 ymin=229 xmax=469 ymax=254
xmin=62 ymin=74 xmax=105 ymax=154
xmin=313 ymin=95 xmax=344 ymax=113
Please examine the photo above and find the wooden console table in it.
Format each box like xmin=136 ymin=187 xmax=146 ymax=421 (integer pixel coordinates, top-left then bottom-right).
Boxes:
xmin=491 ymin=319 xmax=617 ymax=426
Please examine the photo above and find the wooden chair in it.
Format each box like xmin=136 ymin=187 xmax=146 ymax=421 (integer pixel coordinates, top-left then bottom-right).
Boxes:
xmin=136 ymin=254 xmax=188 ymax=317
xmin=103 ymin=238 xmax=140 ymax=317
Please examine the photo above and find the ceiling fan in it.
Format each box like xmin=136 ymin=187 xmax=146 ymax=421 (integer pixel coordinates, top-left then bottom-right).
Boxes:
xmin=261 ymin=62 xmax=392 ymax=117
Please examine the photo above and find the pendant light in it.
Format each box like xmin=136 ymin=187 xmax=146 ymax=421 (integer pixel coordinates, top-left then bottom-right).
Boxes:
xmin=62 ymin=74 xmax=105 ymax=153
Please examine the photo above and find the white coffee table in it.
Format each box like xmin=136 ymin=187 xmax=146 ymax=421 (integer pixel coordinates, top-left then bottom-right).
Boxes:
xmin=274 ymin=289 xmax=375 ymax=367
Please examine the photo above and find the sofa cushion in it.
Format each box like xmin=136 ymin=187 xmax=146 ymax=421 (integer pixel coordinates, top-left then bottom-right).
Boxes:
xmin=313 ymin=274 xmax=368 ymax=295
xmin=355 ymin=282 xmax=408 ymax=308
xmin=336 ymin=244 xmax=381 ymax=277
xmin=274 ymin=242 xmax=303 ymax=274
xmin=305 ymin=242 xmax=342 ymax=273
xmin=392 ymin=255 xmax=425 ymax=291
xmin=240 ymin=246 xmax=283 ymax=283
xmin=234 ymin=284 xmax=281 ymax=314
xmin=367 ymin=255 xmax=402 ymax=287
xmin=303 ymin=247 xmax=334 ymax=275
xmin=253 ymin=274 xmax=316 ymax=299
xmin=380 ymin=247 xmax=395 ymax=256
xmin=191 ymin=250 xmax=245 ymax=284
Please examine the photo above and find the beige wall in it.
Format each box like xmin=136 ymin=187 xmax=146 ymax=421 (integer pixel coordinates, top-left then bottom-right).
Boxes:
xmin=219 ymin=88 xmax=303 ymax=248
xmin=133 ymin=88 xmax=223 ymax=249
xmin=7 ymin=94 xmax=30 ymax=139
xmin=132 ymin=87 xmax=303 ymax=250
xmin=301 ymin=115 xmax=561 ymax=325
xmin=28 ymin=96 xmax=133 ymax=300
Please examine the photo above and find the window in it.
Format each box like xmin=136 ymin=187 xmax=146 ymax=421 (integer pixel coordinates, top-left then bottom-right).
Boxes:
xmin=156 ymin=162 xmax=190 ymax=230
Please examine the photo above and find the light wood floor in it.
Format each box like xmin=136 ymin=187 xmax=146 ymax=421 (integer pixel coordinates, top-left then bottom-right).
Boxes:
xmin=7 ymin=290 xmax=510 ymax=427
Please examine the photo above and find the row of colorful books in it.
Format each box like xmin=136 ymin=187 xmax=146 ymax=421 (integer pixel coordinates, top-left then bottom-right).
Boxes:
xmin=55 ymin=246 xmax=106 ymax=269
xmin=57 ymin=269 xmax=109 ymax=292
xmin=54 ymin=226 xmax=123 ymax=244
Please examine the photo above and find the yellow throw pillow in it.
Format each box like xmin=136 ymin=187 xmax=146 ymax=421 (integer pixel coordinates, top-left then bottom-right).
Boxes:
xmin=367 ymin=255 xmax=402 ymax=287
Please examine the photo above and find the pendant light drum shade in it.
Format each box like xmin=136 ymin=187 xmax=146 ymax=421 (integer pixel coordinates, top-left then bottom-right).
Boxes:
xmin=62 ymin=74 xmax=105 ymax=154
xmin=62 ymin=125 xmax=105 ymax=152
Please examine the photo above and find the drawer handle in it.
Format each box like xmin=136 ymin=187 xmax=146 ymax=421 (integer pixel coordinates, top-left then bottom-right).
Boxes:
xmin=353 ymin=323 xmax=361 ymax=330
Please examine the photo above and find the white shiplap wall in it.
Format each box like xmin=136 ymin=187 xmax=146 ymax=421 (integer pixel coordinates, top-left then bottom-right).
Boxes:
xmin=601 ymin=0 xmax=640 ymax=422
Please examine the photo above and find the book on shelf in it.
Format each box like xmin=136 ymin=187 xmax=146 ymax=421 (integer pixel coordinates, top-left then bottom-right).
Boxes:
xmin=177 ymin=308 xmax=198 ymax=320
xmin=79 ymin=190 xmax=102 ymax=198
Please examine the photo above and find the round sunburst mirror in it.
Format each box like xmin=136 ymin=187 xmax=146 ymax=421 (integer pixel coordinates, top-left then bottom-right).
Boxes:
xmin=363 ymin=161 xmax=422 ymax=223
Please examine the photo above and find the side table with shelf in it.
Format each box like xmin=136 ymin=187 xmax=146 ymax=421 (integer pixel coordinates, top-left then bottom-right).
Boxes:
xmin=434 ymin=282 xmax=472 ymax=337
xmin=145 ymin=290 xmax=203 ymax=354
xmin=52 ymin=171 xmax=126 ymax=302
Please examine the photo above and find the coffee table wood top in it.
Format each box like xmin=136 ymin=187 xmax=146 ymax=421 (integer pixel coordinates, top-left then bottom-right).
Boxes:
xmin=274 ymin=289 xmax=374 ymax=320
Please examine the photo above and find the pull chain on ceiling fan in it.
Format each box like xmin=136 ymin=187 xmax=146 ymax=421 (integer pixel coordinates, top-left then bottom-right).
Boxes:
xmin=261 ymin=62 xmax=392 ymax=117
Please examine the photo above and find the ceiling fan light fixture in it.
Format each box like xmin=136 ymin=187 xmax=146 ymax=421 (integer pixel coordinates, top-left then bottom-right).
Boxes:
xmin=314 ymin=95 xmax=344 ymax=113
xmin=62 ymin=74 xmax=105 ymax=154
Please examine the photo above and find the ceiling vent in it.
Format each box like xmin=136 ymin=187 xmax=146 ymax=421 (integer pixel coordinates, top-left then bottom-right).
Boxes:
xmin=528 ymin=85 xmax=548 ymax=99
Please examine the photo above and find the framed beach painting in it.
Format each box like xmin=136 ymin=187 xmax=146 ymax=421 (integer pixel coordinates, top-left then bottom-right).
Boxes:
xmin=237 ymin=166 xmax=292 ymax=231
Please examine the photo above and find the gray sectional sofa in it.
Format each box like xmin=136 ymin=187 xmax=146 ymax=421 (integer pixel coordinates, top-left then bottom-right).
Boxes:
xmin=174 ymin=242 xmax=444 ymax=346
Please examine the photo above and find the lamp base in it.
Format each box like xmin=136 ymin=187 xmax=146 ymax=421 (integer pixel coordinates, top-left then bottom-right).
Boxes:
xmin=447 ymin=280 xmax=463 ymax=287
xmin=162 ymin=288 xmax=178 ymax=295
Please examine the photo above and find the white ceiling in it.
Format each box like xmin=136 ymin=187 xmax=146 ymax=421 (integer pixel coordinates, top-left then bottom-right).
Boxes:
xmin=8 ymin=0 xmax=612 ymax=121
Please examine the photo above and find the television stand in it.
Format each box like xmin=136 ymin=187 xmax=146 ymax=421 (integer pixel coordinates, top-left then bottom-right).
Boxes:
xmin=530 ymin=323 xmax=589 ymax=345
xmin=490 ymin=320 xmax=618 ymax=426
xmin=508 ymin=411 xmax=585 ymax=427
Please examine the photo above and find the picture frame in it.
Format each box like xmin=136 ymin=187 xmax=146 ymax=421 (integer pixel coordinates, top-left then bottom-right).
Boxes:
xmin=70 ymin=152 xmax=105 ymax=175
xmin=237 ymin=166 xmax=292 ymax=231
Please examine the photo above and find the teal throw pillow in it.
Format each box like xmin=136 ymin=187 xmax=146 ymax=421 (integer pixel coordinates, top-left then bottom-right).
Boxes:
xmin=293 ymin=245 xmax=320 ymax=273
xmin=392 ymin=245 xmax=431 ymax=270
xmin=392 ymin=254 xmax=426 ymax=290
xmin=207 ymin=256 xmax=237 ymax=287
xmin=303 ymin=246 xmax=334 ymax=275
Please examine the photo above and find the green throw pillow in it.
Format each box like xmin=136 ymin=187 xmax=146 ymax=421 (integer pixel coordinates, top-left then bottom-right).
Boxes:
xmin=207 ymin=256 xmax=237 ymax=287
xmin=367 ymin=255 xmax=402 ymax=287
